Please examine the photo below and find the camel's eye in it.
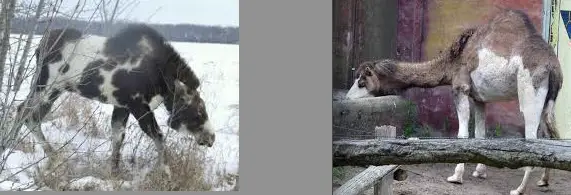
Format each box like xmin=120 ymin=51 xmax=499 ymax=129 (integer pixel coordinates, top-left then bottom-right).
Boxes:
xmin=357 ymin=79 xmax=366 ymax=88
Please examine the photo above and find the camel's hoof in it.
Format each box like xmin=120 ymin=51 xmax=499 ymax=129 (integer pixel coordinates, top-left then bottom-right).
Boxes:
xmin=537 ymin=180 xmax=549 ymax=187
xmin=446 ymin=175 xmax=463 ymax=184
xmin=510 ymin=190 xmax=523 ymax=195
xmin=471 ymin=170 xmax=487 ymax=179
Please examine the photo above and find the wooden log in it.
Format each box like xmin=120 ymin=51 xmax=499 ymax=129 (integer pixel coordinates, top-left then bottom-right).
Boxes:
xmin=333 ymin=138 xmax=571 ymax=171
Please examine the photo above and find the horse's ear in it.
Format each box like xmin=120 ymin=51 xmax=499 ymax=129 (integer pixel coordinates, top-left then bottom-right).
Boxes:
xmin=174 ymin=80 xmax=187 ymax=94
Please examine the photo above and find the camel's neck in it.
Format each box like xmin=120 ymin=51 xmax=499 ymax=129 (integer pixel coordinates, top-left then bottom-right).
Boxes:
xmin=393 ymin=54 xmax=453 ymax=88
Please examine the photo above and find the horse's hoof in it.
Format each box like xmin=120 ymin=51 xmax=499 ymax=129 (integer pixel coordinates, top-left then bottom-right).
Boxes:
xmin=537 ymin=180 xmax=549 ymax=187
xmin=110 ymin=169 xmax=121 ymax=178
xmin=446 ymin=175 xmax=463 ymax=184
xmin=161 ymin=165 xmax=172 ymax=180
xmin=510 ymin=189 xmax=523 ymax=195
xmin=472 ymin=170 xmax=487 ymax=179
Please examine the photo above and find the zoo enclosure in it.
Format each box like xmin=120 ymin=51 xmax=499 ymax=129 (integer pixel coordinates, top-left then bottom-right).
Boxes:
xmin=332 ymin=0 xmax=566 ymax=139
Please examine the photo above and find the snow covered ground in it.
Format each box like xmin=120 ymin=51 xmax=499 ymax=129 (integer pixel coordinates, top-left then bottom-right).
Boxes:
xmin=0 ymin=34 xmax=239 ymax=191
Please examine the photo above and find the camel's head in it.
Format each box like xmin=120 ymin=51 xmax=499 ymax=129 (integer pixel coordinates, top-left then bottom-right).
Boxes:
xmin=346 ymin=59 xmax=404 ymax=99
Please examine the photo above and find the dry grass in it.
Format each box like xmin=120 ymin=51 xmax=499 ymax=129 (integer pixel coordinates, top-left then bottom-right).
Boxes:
xmin=12 ymin=137 xmax=36 ymax=154
xmin=50 ymin=93 xmax=105 ymax=138
xmin=27 ymin=130 xmax=213 ymax=191
xmin=32 ymin=151 xmax=76 ymax=191
xmin=136 ymin=141 xmax=211 ymax=191
xmin=11 ymin=89 xmax=224 ymax=191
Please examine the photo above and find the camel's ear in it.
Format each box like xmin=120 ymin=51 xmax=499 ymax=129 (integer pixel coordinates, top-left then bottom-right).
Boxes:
xmin=364 ymin=66 xmax=373 ymax=76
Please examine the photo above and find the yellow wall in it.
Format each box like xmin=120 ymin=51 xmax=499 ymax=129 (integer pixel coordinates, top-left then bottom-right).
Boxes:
xmin=424 ymin=0 xmax=492 ymax=59
xmin=555 ymin=0 xmax=571 ymax=139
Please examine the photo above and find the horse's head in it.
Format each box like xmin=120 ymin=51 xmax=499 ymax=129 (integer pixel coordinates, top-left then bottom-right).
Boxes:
xmin=167 ymin=81 xmax=215 ymax=147
xmin=346 ymin=59 xmax=404 ymax=99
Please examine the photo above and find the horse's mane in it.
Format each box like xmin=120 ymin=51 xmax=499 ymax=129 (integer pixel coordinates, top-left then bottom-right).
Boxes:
xmin=108 ymin=23 xmax=201 ymax=91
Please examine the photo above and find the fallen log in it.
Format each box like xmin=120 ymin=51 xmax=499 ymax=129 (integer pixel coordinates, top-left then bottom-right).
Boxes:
xmin=333 ymin=138 xmax=571 ymax=171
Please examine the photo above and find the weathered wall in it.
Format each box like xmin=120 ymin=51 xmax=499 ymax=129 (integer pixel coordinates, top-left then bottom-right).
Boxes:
xmin=332 ymin=0 xmax=355 ymax=90
xmin=395 ymin=0 xmax=426 ymax=62
xmin=332 ymin=0 xmax=398 ymax=90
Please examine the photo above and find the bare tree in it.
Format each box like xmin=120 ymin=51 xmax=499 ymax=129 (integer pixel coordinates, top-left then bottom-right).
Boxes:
xmin=99 ymin=0 xmax=138 ymax=36
xmin=11 ymin=0 xmax=46 ymax=92
xmin=0 ymin=0 xmax=17 ymax=92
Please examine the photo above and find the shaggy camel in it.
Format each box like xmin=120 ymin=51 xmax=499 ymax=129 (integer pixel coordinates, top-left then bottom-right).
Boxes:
xmin=345 ymin=9 xmax=563 ymax=195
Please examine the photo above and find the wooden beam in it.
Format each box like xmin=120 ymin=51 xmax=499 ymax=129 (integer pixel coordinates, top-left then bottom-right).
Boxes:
xmin=334 ymin=165 xmax=400 ymax=195
xmin=335 ymin=126 xmax=407 ymax=195
xmin=333 ymin=138 xmax=571 ymax=171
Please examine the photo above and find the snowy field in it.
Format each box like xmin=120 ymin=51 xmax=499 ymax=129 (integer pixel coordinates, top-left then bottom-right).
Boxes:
xmin=0 ymin=34 xmax=239 ymax=191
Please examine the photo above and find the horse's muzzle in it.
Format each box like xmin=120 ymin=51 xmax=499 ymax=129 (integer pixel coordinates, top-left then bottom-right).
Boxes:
xmin=197 ymin=132 xmax=215 ymax=147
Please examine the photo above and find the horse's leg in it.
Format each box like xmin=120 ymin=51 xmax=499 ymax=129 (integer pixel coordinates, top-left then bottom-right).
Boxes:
xmin=471 ymin=100 xmax=487 ymax=179
xmin=128 ymin=104 xmax=171 ymax=179
xmin=15 ymin=90 xmax=61 ymax=163
xmin=110 ymin=106 xmax=129 ymax=177
xmin=447 ymin=68 xmax=472 ymax=184
xmin=510 ymin=64 xmax=549 ymax=195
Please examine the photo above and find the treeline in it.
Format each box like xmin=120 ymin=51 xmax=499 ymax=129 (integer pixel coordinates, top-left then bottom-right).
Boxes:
xmin=10 ymin=17 xmax=239 ymax=44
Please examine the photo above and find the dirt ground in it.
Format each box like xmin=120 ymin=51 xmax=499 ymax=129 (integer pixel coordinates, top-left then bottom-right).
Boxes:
xmin=333 ymin=163 xmax=571 ymax=195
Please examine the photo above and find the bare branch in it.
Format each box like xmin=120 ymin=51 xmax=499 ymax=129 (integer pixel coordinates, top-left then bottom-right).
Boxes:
xmin=0 ymin=0 xmax=17 ymax=90
xmin=12 ymin=0 xmax=46 ymax=92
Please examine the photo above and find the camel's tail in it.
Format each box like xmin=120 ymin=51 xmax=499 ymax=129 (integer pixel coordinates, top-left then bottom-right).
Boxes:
xmin=542 ymin=67 xmax=563 ymax=139
xmin=448 ymin=27 xmax=476 ymax=60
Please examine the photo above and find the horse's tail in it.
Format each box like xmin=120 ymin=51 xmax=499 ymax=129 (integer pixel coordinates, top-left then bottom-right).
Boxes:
xmin=448 ymin=27 xmax=477 ymax=60
xmin=542 ymin=65 xmax=563 ymax=139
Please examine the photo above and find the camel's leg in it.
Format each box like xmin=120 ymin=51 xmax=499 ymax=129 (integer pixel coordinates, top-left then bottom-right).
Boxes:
xmin=537 ymin=98 xmax=557 ymax=187
xmin=471 ymin=100 xmax=487 ymax=179
xmin=447 ymin=80 xmax=471 ymax=184
xmin=110 ymin=106 xmax=129 ymax=177
xmin=537 ymin=168 xmax=550 ymax=187
xmin=510 ymin=64 xmax=549 ymax=195
xmin=536 ymin=120 xmax=551 ymax=187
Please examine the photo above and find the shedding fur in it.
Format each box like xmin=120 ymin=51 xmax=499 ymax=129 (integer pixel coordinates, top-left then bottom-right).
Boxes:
xmin=346 ymin=9 xmax=563 ymax=194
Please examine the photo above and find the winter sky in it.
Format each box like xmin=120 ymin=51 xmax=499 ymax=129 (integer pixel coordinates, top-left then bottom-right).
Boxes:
xmin=54 ymin=0 xmax=239 ymax=27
